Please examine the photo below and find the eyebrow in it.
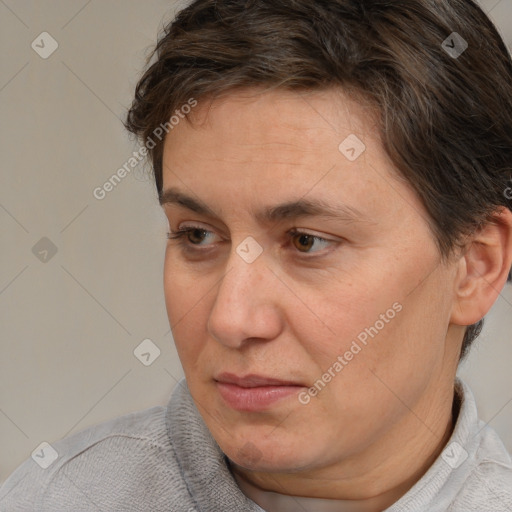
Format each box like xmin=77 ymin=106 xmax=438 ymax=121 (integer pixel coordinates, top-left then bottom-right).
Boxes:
xmin=159 ymin=187 xmax=368 ymax=224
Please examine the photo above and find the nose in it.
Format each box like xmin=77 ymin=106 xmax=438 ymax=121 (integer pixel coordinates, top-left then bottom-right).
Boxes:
xmin=207 ymin=249 xmax=283 ymax=349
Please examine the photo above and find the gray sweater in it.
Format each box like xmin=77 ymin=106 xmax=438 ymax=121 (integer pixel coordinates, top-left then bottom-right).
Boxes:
xmin=0 ymin=378 xmax=511 ymax=511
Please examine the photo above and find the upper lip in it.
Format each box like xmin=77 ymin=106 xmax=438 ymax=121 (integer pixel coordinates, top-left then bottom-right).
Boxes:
xmin=215 ymin=372 xmax=303 ymax=388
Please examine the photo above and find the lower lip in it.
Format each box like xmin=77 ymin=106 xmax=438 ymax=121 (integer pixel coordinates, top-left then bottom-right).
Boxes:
xmin=216 ymin=382 xmax=303 ymax=412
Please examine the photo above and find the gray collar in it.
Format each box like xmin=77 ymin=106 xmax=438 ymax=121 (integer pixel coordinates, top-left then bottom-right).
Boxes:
xmin=165 ymin=378 xmax=487 ymax=512
xmin=166 ymin=379 xmax=264 ymax=512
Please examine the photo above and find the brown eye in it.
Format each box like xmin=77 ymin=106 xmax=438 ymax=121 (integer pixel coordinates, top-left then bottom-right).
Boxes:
xmin=292 ymin=233 xmax=315 ymax=252
xmin=167 ymin=227 xmax=216 ymax=247
xmin=187 ymin=228 xmax=208 ymax=244
xmin=288 ymin=229 xmax=335 ymax=255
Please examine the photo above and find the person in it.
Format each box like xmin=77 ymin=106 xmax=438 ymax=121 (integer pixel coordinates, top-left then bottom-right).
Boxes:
xmin=1 ymin=0 xmax=512 ymax=510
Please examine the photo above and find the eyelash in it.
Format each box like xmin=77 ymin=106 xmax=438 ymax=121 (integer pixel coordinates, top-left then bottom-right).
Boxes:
xmin=166 ymin=227 xmax=334 ymax=255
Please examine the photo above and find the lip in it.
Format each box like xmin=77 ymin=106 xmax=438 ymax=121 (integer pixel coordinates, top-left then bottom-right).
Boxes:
xmin=215 ymin=372 xmax=302 ymax=388
xmin=215 ymin=373 xmax=305 ymax=412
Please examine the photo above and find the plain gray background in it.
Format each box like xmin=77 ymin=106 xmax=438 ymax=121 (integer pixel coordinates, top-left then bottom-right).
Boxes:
xmin=0 ymin=0 xmax=511 ymax=483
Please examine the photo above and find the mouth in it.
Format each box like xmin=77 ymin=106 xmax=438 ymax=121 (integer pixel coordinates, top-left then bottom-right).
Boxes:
xmin=214 ymin=372 xmax=306 ymax=412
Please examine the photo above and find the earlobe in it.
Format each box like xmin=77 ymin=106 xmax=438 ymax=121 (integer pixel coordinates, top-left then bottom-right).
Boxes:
xmin=450 ymin=207 xmax=512 ymax=326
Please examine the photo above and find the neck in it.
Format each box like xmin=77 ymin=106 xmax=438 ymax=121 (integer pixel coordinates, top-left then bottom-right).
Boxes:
xmin=230 ymin=379 xmax=456 ymax=512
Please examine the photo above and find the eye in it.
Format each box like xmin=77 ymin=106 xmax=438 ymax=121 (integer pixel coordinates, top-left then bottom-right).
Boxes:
xmin=166 ymin=225 xmax=337 ymax=255
xmin=288 ymin=229 xmax=334 ymax=254
xmin=167 ymin=226 xmax=218 ymax=246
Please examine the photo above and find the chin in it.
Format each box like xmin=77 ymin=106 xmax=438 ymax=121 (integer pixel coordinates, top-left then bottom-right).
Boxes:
xmin=223 ymin=435 xmax=319 ymax=473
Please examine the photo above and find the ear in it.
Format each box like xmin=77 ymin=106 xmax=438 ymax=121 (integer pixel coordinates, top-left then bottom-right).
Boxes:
xmin=451 ymin=207 xmax=512 ymax=326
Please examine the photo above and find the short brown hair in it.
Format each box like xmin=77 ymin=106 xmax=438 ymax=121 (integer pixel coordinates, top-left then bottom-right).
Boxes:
xmin=125 ymin=0 xmax=512 ymax=360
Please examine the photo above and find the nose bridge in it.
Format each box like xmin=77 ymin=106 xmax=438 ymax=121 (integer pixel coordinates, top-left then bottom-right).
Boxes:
xmin=217 ymin=234 xmax=269 ymax=304
xmin=207 ymin=244 xmax=281 ymax=346
xmin=214 ymin=246 xmax=266 ymax=317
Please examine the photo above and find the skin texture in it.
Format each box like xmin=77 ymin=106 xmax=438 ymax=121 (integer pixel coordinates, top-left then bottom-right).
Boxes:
xmin=159 ymin=87 xmax=512 ymax=510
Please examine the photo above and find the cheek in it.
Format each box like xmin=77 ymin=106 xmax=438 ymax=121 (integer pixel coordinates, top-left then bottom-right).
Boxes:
xmin=163 ymin=255 xmax=210 ymax=362
xmin=163 ymin=255 xmax=184 ymax=327
xmin=321 ymin=280 xmax=452 ymax=417
xmin=163 ymin=249 xmax=211 ymax=322
xmin=296 ymin=279 xmax=399 ymax=360
xmin=296 ymin=266 xmax=446 ymax=397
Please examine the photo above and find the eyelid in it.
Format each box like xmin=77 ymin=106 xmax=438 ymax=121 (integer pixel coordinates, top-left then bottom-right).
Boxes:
xmin=168 ymin=224 xmax=221 ymax=244
xmin=176 ymin=222 xmax=220 ymax=236
xmin=173 ymin=222 xmax=335 ymax=240
xmin=168 ymin=223 xmax=339 ymax=255
xmin=288 ymin=228 xmax=332 ymax=241
xmin=171 ymin=223 xmax=335 ymax=243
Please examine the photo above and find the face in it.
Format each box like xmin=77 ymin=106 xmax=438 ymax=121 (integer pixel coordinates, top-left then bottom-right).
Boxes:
xmin=160 ymin=88 xmax=459 ymax=474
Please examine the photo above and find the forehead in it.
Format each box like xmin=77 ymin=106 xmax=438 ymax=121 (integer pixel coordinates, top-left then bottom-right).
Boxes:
xmin=180 ymin=87 xmax=378 ymax=149
xmin=159 ymin=87 xmax=424 ymax=228
xmin=161 ymin=88 xmax=382 ymax=183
